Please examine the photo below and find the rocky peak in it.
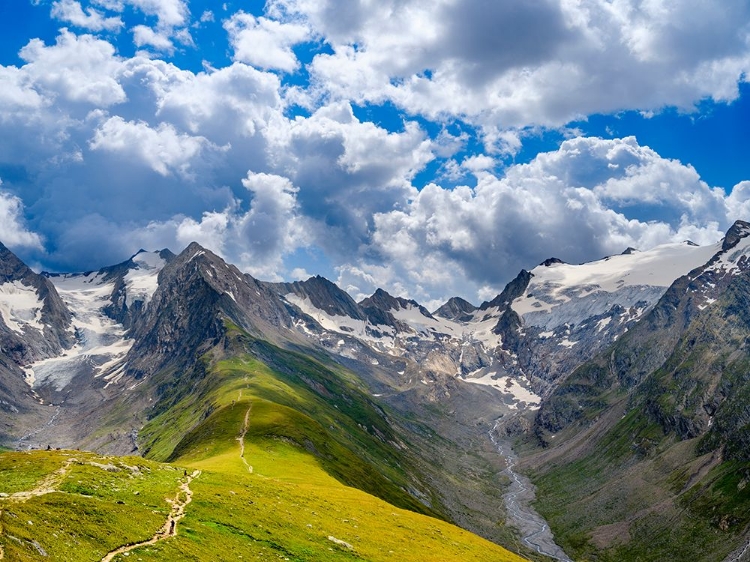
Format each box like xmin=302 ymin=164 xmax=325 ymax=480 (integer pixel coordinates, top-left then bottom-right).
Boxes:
xmin=481 ymin=269 xmax=533 ymax=310
xmin=433 ymin=297 xmax=477 ymax=322
xmin=540 ymin=257 xmax=565 ymax=267
xmin=0 ymin=242 xmax=73 ymax=363
xmin=269 ymin=275 xmax=366 ymax=321
xmin=0 ymin=242 xmax=35 ymax=283
xmin=722 ymin=220 xmax=750 ymax=252
xmin=361 ymin=289 xmax=434 ymax=318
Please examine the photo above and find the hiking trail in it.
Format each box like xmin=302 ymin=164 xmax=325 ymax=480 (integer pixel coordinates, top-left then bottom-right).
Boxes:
xmin=100 ymin=469 xmax=201 ymax=562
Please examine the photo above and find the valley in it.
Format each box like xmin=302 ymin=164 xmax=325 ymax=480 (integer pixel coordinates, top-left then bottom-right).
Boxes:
xmin=2 ymin=222 xmax=750 ymax=560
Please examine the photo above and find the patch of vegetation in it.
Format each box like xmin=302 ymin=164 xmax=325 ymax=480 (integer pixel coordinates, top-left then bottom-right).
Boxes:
xmin=0 ymin=451 xmax=188 ymax=561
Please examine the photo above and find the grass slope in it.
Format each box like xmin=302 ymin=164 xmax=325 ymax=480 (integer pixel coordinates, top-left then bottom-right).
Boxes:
xmin=526 ymin=280 xmax=750 ymax=561
xmin=0 ymin=422 xmax=526 ymax=560
xmin=0 ymin=325 xmax=528 ymax=560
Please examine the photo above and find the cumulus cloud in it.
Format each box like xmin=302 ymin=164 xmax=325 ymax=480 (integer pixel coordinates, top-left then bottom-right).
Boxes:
xmin=3 ymin=12 xmax=750 ymax=308
xmin=331 ymin=136 xmax=736 ymax=305
xmin=268 ymin=101 xmax=432 ymax=257
xmin=51 ymin=0 xmax=124 ymax=32
xmin=123 ymin=0 xmax=188 ymax=29
xmin=273 ymin=0 xmax=750 ymax=128
xmin=19 ymin=30 xmax=125 ymax=106
xmin=224 ymin=11 xmax=309 ymax=72
xmin=0 ymin=187 xmax=44 ymax=251
xmin=88 ymin=116 xmax=222 ymax=176
xmin=132 ymin=24 xmax=175 ymax=52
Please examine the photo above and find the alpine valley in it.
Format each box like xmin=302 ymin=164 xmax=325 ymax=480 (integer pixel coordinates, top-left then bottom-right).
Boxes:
xmin=2 ymin=222 xmax=750 ymax=561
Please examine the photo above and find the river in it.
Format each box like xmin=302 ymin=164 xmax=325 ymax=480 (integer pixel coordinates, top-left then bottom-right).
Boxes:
xmin=491 ymin=421 xmax=573 ymax=562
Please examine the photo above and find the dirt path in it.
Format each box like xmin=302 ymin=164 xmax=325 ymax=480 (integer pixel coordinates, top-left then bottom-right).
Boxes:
xmin=4 ymin=457 xmax=76 ymax=503
xmin=100 ymin=470 xmax=201 ymax=562
xmin=237 ymin=404 xmax=253 ymax=473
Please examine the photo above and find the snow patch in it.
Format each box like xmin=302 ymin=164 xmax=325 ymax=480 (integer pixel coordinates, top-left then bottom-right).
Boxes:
xmin=512 ymin=241 xmax=720 ymax=320
xmin=124 ymin=252 xmax=165 ymax=308
xmin=0 ymin=281 xmax=44 ymax=334
xmin=29 ymin=272 xmax=134 ymax=390
xmin=463 ymin=373 xmax=541 ymax=410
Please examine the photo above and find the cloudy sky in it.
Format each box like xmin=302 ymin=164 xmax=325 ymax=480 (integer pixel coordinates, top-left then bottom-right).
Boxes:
xmin=1 ymin=0 xmax=750 ymax=308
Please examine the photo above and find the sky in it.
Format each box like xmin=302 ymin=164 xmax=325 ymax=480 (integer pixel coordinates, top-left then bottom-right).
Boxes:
xmin=1 ymin=0 xmax=750 ymax=309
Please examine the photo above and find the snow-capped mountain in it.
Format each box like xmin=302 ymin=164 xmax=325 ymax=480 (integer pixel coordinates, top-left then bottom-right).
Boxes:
xmin=2 ymin=221 xmax=750 ymax=450
xmin=0 ymin=242 xmax=74 ymax=368
xmin=29 ymin=249 xmax=174 ymax=392
xmin=267 ymin=223 xmax=750 ymax=412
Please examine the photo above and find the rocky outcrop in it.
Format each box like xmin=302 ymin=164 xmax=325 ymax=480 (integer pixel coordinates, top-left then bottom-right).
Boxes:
xmin=433 ymin=297 xmax=477 ymax=322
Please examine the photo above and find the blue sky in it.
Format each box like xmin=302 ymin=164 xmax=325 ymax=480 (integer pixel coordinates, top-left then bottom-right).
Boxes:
xmin=1 ymin=0 xmax=749 ymax=308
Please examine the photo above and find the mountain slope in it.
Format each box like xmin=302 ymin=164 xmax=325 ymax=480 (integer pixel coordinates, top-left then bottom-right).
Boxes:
xmin=521 ymin=220 xmax=750 ymax=561
xmin=0 ymin=243 xmax=533 ymax=561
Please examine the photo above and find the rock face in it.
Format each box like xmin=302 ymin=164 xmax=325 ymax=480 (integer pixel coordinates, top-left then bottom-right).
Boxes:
xmin=433 ymin=297 xmax=477 ymax=322
xmin=269 ymin=275 xmax=366 ymax=322
xmin=127 ymin=243 xmax=300 ymax=378
xmin=0 ymin=242 xmax=74 ymax=365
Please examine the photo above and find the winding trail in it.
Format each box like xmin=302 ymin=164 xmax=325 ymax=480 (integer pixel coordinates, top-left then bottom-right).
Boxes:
xmin=4 ymin=457 xmax=76 ymax=503
xmin=0 ymin=457 xmax=76 ymax=558
xmin=237 ymin=404 xmax=253 ymax=473
xmin=100 ymin=470 xmax=201 ymax=562
xmin=490 ymin=421 xmax=572 ymax=562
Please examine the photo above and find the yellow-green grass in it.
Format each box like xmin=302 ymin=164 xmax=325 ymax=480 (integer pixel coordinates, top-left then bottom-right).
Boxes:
xmin=0 ymin=451 xmax=188 ymax=561
xmin=140 ymin=348 xmax=442 ymax=517
xmin=0 ymin=333 xmax=529 ymax=561
xmin=0 ymin=410 xmax=527 ymax=561
xmin=135 ymin=438 xmax=527 ymax=561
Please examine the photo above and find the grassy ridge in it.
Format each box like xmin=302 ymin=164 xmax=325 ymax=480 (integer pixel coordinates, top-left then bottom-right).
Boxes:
xmin=140 ymin=327 xmax=442 ymax=517
xmin=0 ymin=412 xmax=527 ymax=560
xmin=0 ymin=451 xmax=185 ymax=560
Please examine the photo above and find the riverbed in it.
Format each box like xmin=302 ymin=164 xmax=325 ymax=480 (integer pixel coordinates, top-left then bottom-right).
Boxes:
xmin=491 ymin=421 xmax=573 ymax=562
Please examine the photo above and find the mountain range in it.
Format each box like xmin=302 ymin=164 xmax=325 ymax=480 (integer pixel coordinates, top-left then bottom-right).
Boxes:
xmin=2 ymin=221 xmax=750 ymax=560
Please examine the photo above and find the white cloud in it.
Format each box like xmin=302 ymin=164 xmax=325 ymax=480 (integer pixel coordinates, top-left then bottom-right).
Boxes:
xmin=224 ymin=11 xmax=309 ymax=72
xmin=267 ymin=101 xmax=432 ymax=256
xmin=0 ymin=187 xmax=44 ymax=251
xmin=273 ymin=0 xmax=750 ymax=128
xmin=330 ymin=136 xmax=736 ymax=304
xmin=89 ymin=116 xmax=220 ymax=176
xmin=132 ymin=24 xmax=174 ymax=52
xmin=19 ymin=29 xmax=125 ymax=106
xmin=139 ymin=172 xmax=304 ymax=280
xmin=153 ymin=62 xmax=283 ymax=139
xmin=51 ymin=0 xmax=124 ymax=32
xmin=124 ymin=0 xmax=188 ymax=28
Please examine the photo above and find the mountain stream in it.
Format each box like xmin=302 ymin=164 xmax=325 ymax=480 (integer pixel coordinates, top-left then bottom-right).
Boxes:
xmin=491 ymin=421 xmax=573 ymax=562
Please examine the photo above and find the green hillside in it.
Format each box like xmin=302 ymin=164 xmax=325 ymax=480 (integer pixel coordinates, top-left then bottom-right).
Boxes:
xmin=524 ymin=273 xmax=750 ymax=561
xmin=0 ymin=325 xmax=528 ymax=561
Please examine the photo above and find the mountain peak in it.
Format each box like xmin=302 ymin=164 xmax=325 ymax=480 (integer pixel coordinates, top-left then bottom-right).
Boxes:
xmin=433 ymin=296 xmax=477 ymax=322
xmin=622 ymin=247 xmax=639 ymax=255
xmin=540 ymin=257 xmax=564 ymax=267
xmin=183 ymin=241 xmax=207 ymax=256
xmin=722 ymin=220 xmax=750 ymax=252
